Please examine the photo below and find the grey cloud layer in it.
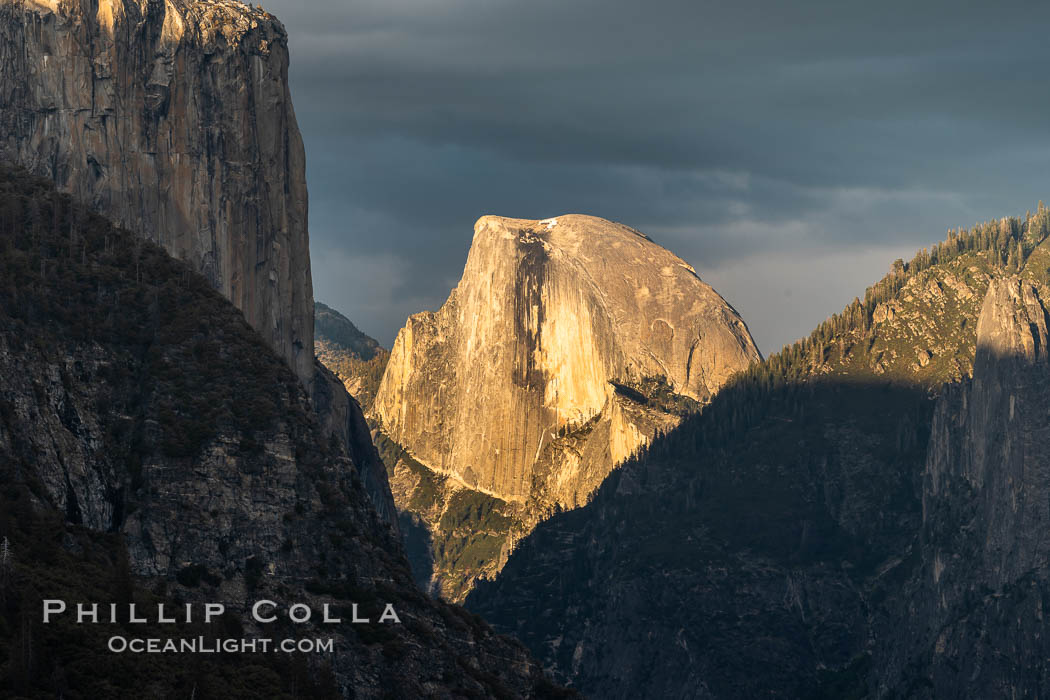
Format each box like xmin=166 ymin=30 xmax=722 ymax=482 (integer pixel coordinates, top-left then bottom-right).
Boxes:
xmin=266 ymin=0 xmax=1050 ymax=351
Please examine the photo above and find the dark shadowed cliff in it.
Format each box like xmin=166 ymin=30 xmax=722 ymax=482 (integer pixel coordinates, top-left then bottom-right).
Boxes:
xmin=0 ymin=167 xmax=567 ymax=699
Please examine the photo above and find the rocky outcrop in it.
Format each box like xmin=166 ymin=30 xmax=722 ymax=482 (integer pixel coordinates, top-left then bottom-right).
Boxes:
xmin=0 ymin=0 xmax=313 ymax=382
xmin=375 ymin=214 xmax=759 ymax=503
xmin=372 ymin=214 xmax=760 ymax=597
xmin=878 ymin=277 xmax=1050 ymax=697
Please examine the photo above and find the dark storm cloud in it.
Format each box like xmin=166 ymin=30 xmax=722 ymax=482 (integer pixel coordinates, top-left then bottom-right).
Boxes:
xmin=264 ymin=0 xmax=1050 ymax=352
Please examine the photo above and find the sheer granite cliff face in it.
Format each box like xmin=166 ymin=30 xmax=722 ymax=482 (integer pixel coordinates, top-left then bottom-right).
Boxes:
xmin=375 ymin=214 xmax=759 ymax=504
xmin=0 ymin=0 xmax=313 ymax=382
xmin=0 ymin=0 xmax=401 ymax=527
xmin=372 ymin=215 xmax=759 ymax=598
xmin=879 ymin=277 xmax=1050 ymax=697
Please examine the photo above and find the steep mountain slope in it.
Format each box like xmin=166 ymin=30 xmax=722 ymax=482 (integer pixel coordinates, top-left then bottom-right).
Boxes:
xmin=315 ymin=302 xmax=390 ymax=412
xmin=468 ymin=210 xmax=1050 ymax=697
xmin=0 ymin=167 xmax=565 ymax=698
xmin=372 ymin=214 xmax=760 ymax=599
xmin=0 ymin=0 xmax=314 ymax=381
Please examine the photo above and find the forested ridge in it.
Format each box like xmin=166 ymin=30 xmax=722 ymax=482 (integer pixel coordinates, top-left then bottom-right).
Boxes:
xmin=314 ymin=302 xmax=389 ymax=412
xmin=657 ymin=204 xmax=1050 ymax=456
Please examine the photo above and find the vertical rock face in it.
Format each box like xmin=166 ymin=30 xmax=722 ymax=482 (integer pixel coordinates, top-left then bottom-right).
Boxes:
xmin=0 ymin=0 xmax=313 ymax=382
xmin=373 ymin=214 xmax=760 ymax=598
xmin=0 ymin=0 xmax=403 ymax=529
xmin=375 ymin=214 xmax=760 ymax=504
xmin=881 ymin=277 xmax=1050 ymax=697
xmin=925 ymin=277 xmax=1050 ymax=586
xmin=925 ymin=277 xmax=1050 ymax=537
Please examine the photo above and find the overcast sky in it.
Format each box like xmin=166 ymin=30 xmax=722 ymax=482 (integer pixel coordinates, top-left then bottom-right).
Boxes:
xmin=265 ymin=0 xmax=1050 ymax=355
